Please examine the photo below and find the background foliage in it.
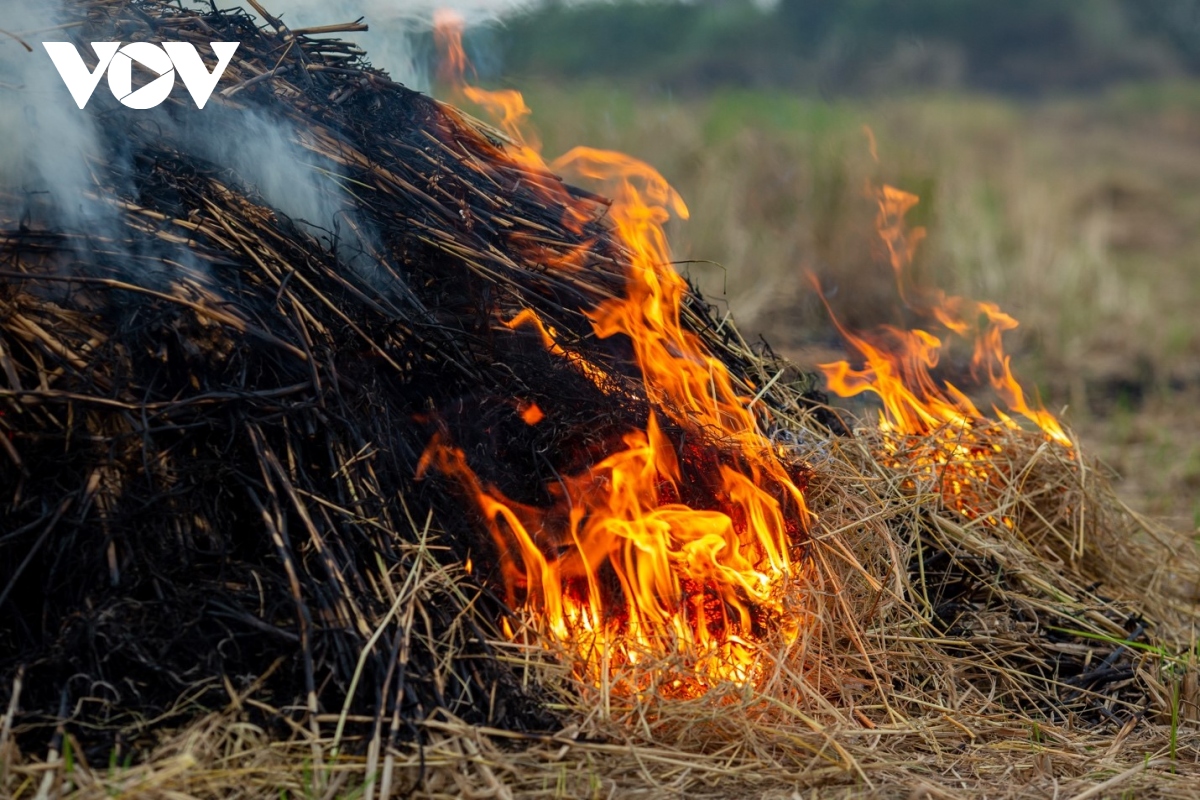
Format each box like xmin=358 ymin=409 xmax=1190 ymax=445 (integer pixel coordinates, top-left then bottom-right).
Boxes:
xmin=496 ymin=0 xmax=1200 ymax=94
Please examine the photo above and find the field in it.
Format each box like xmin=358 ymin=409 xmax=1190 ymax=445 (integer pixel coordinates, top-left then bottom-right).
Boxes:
xmin=9 ymin=7 xmax=1200 ymax=792
xmin=506 ymin=80 xmax=1200 ymax=525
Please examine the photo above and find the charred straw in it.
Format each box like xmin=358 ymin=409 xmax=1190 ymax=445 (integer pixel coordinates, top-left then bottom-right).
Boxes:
xmin=0 ymin=0 xmax=824 ymax=757
xmin=4 ymin=3 xmax=1195 ymax=787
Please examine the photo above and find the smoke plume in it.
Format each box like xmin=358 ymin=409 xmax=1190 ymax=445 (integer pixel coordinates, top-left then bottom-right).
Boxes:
xmin=0 ymin=0 xmax=408 ymax=280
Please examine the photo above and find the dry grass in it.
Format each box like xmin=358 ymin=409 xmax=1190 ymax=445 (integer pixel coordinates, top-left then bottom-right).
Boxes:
xmin=7 ymin=391 xmax=1200 ymax=798
xmin=6 ymin=8 xmax=1200 ymax=798
xmin=512 ymin=82 xmax=1200 ymax=523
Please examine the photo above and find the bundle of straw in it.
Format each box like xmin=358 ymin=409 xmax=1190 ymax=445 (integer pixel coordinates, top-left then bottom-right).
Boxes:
xmin=2 ymin=2 xmax=1199 ymax=798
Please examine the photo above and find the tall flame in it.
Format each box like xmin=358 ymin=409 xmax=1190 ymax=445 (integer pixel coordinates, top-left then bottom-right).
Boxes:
xmin=421 ymin=13 xmax=811 ymax=688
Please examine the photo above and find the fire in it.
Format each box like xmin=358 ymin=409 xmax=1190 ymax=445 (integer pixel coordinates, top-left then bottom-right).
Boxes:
xmin=518 ymin=400 xmax=545 ymax=426
xmin=421 ymin=13 xmax=812 ymax=689
xmin=818 ymin=180 xmax=1071 ymax=520
xmin=432 ymin=10 xmax=588 ymax=229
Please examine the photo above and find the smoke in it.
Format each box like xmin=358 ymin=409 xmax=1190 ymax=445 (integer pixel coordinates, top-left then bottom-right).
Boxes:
xmin=172 ymin=107 xmax=347 ymax=231
xmin=0 ymin=1 xmax=405 ymax=285
xmin=263 ymin=0 xmax=513 ymax=91
xmin=0 ymin=0 xmax=515 ymax=298
xmin=267 ymin=0 xmax=431 ymax=91
xmin=0 ymin=3 xmax=118 ymax=232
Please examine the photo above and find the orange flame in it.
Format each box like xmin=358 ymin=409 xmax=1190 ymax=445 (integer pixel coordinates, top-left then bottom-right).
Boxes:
xmin=518 ymin=401 xmax=545 ymax=426
xmin=421 ymin=14 xmax=812 ymax=688
xmin=872 ymin=185 xmax=1070 ymax=446
xmin=818 ymin=180 xmax=1070 ymax=521
xmin=433 ymin=10 xmax=581 ymax=222
xmin=821 ymin=184 xmax=1069 ymax=446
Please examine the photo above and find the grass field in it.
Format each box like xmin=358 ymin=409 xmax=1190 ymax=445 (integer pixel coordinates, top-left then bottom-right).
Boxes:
xmin=9 ymin=27 xmax=1200 ymax=794
xmin=483 ymin=80 xmax=1200 ymax=524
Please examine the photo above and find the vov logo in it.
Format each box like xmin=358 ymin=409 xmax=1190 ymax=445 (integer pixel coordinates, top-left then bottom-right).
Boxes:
xmin=42 ymin=42 xmax=240 ymax=110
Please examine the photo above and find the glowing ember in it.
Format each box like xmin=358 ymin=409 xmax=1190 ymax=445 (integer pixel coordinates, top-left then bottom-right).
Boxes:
xmin=518 ymin=401 xmax=545 ymax=426
xmin=817 ymin=178 xmax=1071 ymax=521
xmin=419 ymin=12 xmax=812 ymax=689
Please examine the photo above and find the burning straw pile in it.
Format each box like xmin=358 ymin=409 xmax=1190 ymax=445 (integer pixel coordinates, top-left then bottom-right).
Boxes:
xmin=3 ymin=2 xmax=1200 ymax=797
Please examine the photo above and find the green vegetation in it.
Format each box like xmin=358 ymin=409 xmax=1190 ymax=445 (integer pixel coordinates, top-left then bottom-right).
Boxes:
xmin=497 ymin=0 xmax=1200 ymax=94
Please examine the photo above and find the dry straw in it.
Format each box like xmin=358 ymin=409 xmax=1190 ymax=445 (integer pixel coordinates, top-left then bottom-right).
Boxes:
xmin=2 ymin=2 xmax=1200 ymax=798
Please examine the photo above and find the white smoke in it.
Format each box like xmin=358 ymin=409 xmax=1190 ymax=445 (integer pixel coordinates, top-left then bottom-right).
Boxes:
xmin=266 ymin=0 xmax=430 ymax=91
xmin=0 ymin=0 xmax=513 ymax=292
xmin=0 ymin=1 xmax=402 ymax=276
xmin=172 ymin=107 xmax=345 ymax=232
xmin=0 ymin=3 xmax=116 ymax=231
xmin=262 ymin=0 xmax=513 ymax=91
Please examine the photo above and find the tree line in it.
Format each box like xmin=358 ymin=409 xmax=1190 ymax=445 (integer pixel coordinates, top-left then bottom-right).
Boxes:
xmin=492 ymin=0 xmax=1200 ymax=94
